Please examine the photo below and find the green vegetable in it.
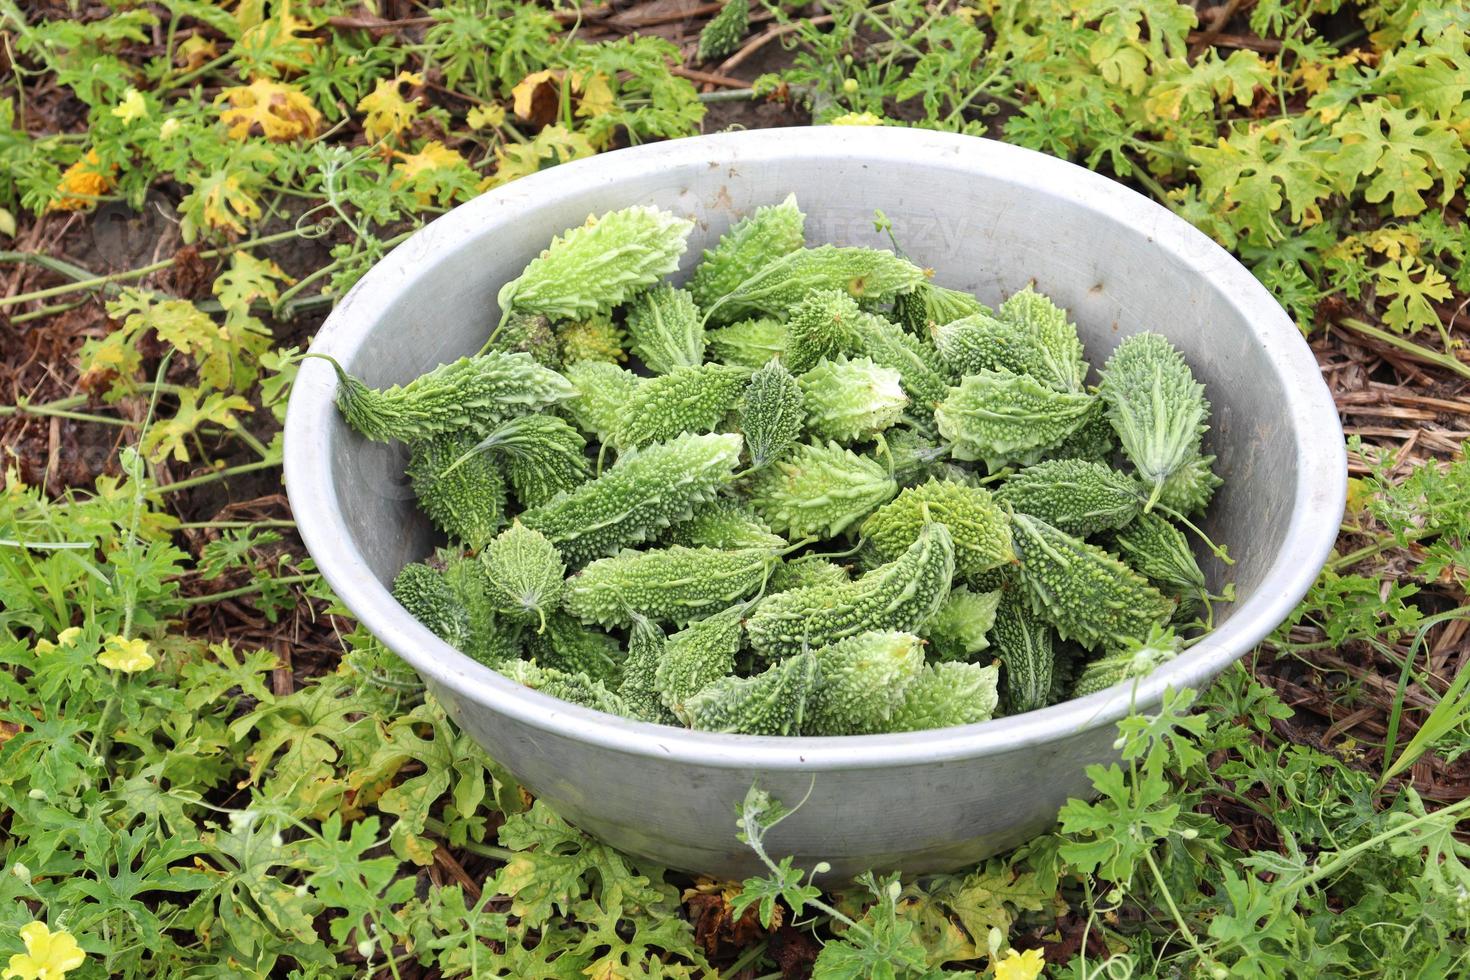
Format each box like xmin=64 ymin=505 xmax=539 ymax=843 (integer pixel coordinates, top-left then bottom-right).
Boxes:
xmin=706 ymin=245 xmax=927 ymax=323
xmin=626 ymin=283 xmax=705 ymax=373
xmin=1072 ymin=625 xmax=1181 ymax=697
xmin=470 ymin=414 xmax=591 ymax=510
xmin=930 ymin=286 xmax=1086 ymax=393
xmin=1045 ymin=398 xmax=1117 ymax=463
xmin=481 ymin=521 xmax=566 ymax=630
xmin=1156 ymin=454 xmax=1223 ymax=515
xmin=559 ymin=313 xmax=629 ymax=365
xmin=767 ymin=557 xmax=852 ymax=592
xmin=886 ymin=661 xmax=1000 ymax=732
xmin=992 ymin=592 xmax=1055 ymax=714
xmin=498 ymin=659 xmax=626 ymax=714
xmin=520 ymin=432 xmax=744 ymax=566
xmin=850 ymin=309 xmax=951 ymax=419
xmin=739 ymin=358 xmax=806 ymax=468
xmin=861 ymin=479 xmax=1014 ymax=580
xmin=806 ymin=631 xmax=926 ymax=735
xmin=565 ymin=545 xmax=772 ymax=628
xmin=922 ymin=586 xmax=1001 ymax=662
xmin=894 ymin=282 xmax=988 ymax=338
xmin=666 ymin=499 xmax=787 ymax=550
xmin=707 ymin=317 xmax=787 ymax=367
xmin=406 ymin=431 xmax=507 ymax=549
xmin=526 ymin=611 xmax=622 ymax=683
xmin=935 ymin=370 xmax=1096 ymax=471
xmin=746 ymin=521 xmax=954 ymax=658
xmin=1010 ymin=512 xmax=1175 ymax=651
xmin=1097 ymin=332 xmax=1210 ymax=509
xmin=444 ymin=553 xmax=524 ymax=667
xmin=1111 ymin=513 xmax=1209 ymax=615
xmin=748 ymin=441 xmax=897 ymax=539
xmin=564 ymin=359 xmax=642 ymax=440
xmin=655 ymin=607 xmax=745 ymax=715
xmin=697 ymin=0 xmax=750 ymax=62
xmin=611 ymin=363 xmax=749 ymax=449
xmin=691 ymin=194 xmax=806 ymax=319
xmin=488 ymin=311 xmax=561 ymax=369
xmin=619 ymin=616 xmax=676 ymax=724
xmin=783 ymin=288 xmax=866 ymax=373
xmin=682 ymin=651 xmax=818 ymax=734
xmin=497 ymin=205 xmax=694 ymax=321
xmin=800 ymin=356 xmax=907 ymax=442
xmin=391 ymin=562 xmax=470 ymax=650
xmin=995 ymin=458 xmax=1143 ymax=536
xmin=325 ymin=352 xmax=577 ymax=443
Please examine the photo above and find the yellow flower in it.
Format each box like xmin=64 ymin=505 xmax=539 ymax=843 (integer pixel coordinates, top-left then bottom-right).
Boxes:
xmin=3 ymin=921 xmax=85 ymax=980
xmin=829 ymin=111 xmax=884 ymax=126
xmin=34 ymin=627 xmax=82 ymax=655
xmin=50 ymin=150 xmax=115 ymax=212
xmin=159 ymin=118 xmax=181 ymax=140
xmin=97 ymin=635 xmax=154 ymax=673
xmin=111 ymin=87 xmax=148 ymax=124
xmin=994 ymin=947 xmax=1047 ymax=980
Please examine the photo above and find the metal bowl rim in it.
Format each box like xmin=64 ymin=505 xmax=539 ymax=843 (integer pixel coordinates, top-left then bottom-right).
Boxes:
xmin=284 ymin=126 xmax=1346 ymax=771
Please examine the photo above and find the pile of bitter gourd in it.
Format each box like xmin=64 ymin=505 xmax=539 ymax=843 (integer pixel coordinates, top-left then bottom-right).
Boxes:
xmin=320 ymin=195 xmax=1228 ymax=736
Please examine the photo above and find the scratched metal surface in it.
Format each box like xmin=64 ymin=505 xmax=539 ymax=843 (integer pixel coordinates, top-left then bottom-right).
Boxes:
xmin=284 ymin=128 xmax=1346 ymax=878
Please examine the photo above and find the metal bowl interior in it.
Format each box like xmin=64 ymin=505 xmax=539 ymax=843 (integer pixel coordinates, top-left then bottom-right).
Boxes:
xmin=284 ymin=127 xmax=1345 ymax=877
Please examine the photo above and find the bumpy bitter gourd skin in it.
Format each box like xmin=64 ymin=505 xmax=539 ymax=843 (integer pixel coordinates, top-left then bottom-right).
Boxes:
xmin=805 ymin=631 xmax=926 ymax=736
xmin=783 ymin=288 xmax=867 ymax=373
xmin=707 ymin=317 xmax=787 ymax=368
xmin=525 ymin=611 xmax=622 ymax=683
xmin=861 ymin=479 xmax=1014 ymax=580
xmin=1110 ymin=512 xmax=1208 ymax=614
xmin=406 ymin=431 xmax=507 ymax=549
xmin=565 ymin=545 xmax=772 ymax=628
xmin=618 ymin=616 xmax=675 ymax=724
xmin=996 ymin=286 xmax=1088 ymax=392
xmin=497 ymin=206 xmax=694 ymax=320
xmin=611 ymin=363 xmax=749 ymax=449
xmin=851 ymin=310 xmax=951 ymax=418
xmin=665 ymin=499 xmax=787 ymax=551
xmin=992 ymin=592 xmax=1055 ymax=714
xmin=748 ymin=441 xmax=897 ymax=539
xmin=921 ymin=587 xmax=1001 ymax=662
xmin=654 ymin=608 xmax=745 ymax=715
xmin=886 ymin=662 xmax=999 ymax=732
xmin=488 ymin=311 xmax=561 ymax=369
xmin=995 ymin=458 xmax=1143 ymax=537
xmin=706 ymin=246 xmax=927 ymax=323
xmin=697 ymin=0 xmax=750 ymax=61
xmin=558 ymin=313 xmax=629 ymax=365
xmin=331 ymin=352 xmax=577 ymax=443
xmin=746 ymin=521 xmax=955 ymax=658
xmin=894 ymin=282 xmax=987 ymax=338
xmin=472 ymin=414 xmax=591 ymax=510
xmin=767 ymin=557 xmax=852 ymax=592
xmin=626 ymin=283 xmax=705 ymax=374
xmin=391 ymin=563 xmax=471 ymax=650
xmin=1072 ymin=625 xmax=1180 ymax=697
xmin=740 ymin=359 xmax=805 ymax=468
xmin=443 ymin=555 xmax=524 ymax=667
xmin=520 ymin=432 xmax=744 ymax=566
xmin=499 ymin=659 xmax=626 ymax=714
xmin=563 ymin=360 xmax=642 ymax=441
xmin=681 ymin=651 xmax=818 ymax=735
xmin=1097 ymin=332 xmax=1210 ymax=508
xmin=800 ymin=356 xmax=908 ymax=443
xmin=1045 ymin=398 xmax=1117 ymax=463
xmin=935 ymin=370 xmax=1096 ymax=471
xmin=1010 ymin=512 xmax=1175 ymax=651
xmin=482 ymin=521 xmax=566 ymax=630
xmin=691 ymin=194 xmax=806 ymax=319
xmin=1156 ymin=454 xmax=1222 ymax=515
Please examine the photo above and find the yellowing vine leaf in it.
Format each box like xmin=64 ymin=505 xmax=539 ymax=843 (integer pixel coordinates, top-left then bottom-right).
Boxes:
xmin=50 ymin=150 xmax=115 ymax=212
xmin=1376 ymin=258 xmax=1452 ymax=334
xmin=142 ymin=390 xmax=253 ymax=463
xmin=357 ymin=71 xmax=424 ymax=144
xmin=1329 ymin=101 xmax=1470 ymax=216
xmin=392 ymin=141 xmax=475 ymax=205
xmin=485 ymin=125 xmax=595 ymax=189
xmin=215 ymin=252 xmax=294 ymax=313
xmin=217 ymin=78 xmax=323 ymax=141
xmin=182 ymin=169 xmax=263 ymax=237
xmin=572 ymin=71 xmax=615 ymax=119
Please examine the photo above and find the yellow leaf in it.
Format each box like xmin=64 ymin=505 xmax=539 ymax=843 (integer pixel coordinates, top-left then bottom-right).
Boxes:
xmin=392 ymin=141 xmax=475 ymax=205
xmin=215 ymin=251 xmax=294 ymax=312
xmin=485 ymin=124 xmax=594 ymax=189
xmin=111 ymin=87 xmax=148 ymax=124
xmin=50 ymin=150 xmax=115 ymax=212
xmin=572 ymin=71 xmax=615 ymax=119
xmin=357 ymin=71 xmax=424 ymax=144
xmin=467 ymin=103 xmax=507 ymax=129
xmin=141 ymin=390 xmax=253 ymax=462
xmin=512 ymin=68 xmax=562 ymax=119
xmin=175 ymin=35 xmax=218 ymax=72
xmin=216 ymin=78 xmax=323 ymax=141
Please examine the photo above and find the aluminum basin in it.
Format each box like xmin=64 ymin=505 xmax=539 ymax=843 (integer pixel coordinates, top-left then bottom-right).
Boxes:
xmin=284 ymin=127 xmax=1345 ymax=878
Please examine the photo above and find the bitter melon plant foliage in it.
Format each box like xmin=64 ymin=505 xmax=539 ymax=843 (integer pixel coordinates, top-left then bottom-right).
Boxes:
xmin=345 ymin=195 xmax=1232 ymax=743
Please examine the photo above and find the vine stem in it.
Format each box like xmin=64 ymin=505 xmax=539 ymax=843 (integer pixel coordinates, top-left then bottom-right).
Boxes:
xmin=1336 ymin=316 xmax=1470 ymax=380
xmin=180 ymin=573 xmax=320 ymax=606
xmin=148 ymin=458 xmax=281 ymax=496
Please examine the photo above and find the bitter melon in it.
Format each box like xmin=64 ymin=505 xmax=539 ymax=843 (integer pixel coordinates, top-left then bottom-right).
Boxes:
xmin=481 ymin=521 xmax=566 ymax=630
xmin=391 ymin=562 xmax=470 ymax=650
xmin=894 ymin=282 xmax=987 ymax=338
xmin=499 ymin=659 xmax=626 ymax=714
xmin=406 ymin=431 xmax=507 ymax=549
xmin=619 ymin=616 xmax=675 ymax=724
xmin=564 ymin=545 xmax=773 ymax=628
xmin=611 ymin=363 xmax=750 ymax=449
xmin=705 ymin=245 xmax=927 ymax=324
xmin=886 ymin=661 xmax=999 ymax=732
xmin=326 ymin=352 xmax=577 ymax=443
xmin=488 ymin=311 xmax=561 ymax=369
xmin=767 ymin=557 xmax=852 ymax=593
xmin=497 ymin=205 xmax=694 ymax=321
xmin=654 ymin=607 xmax=745 ymax=715
xmin=1110 ymin=513 xmax=1209 ymax=615
xmin=520 ymin=432 xmax=744 ymax=566
xmin=707 ymin=317 xmax=788 ymax=367
xmin=1156 ymin=454 xmax=1222 ymax=515
xmin=740 ymin=358 xmax=805 ymax=468
xmin=525 ymin=610 xmax=622 ymax=683
xmin=746 ymin=521 xmax=954 ymax=658
xmin=992 ymin=592 xmax=1055 ymax=714
xmin=1010 ymin=512 xmax=1175 ymax=651
xmin=783 ymin=289 xmax=867 ymax=373
xmin=799 ymin=356 xmax=907 ymax=443
xmin=851 ymin=310 xmax=951 ymax=418
xmin=558 ymin=313 xmax=628 ymax=365
xmin=805 ymin=631 xmax=926 ymax=736
xmin=1044 ymin=398 xmax=1117 ymax=463
xmin=471 ymin=414 xmax=591 ymax=510
xmin=666 ymin=499 xmax=787 ymax=551
xmin=995 ymin=458 xmax=1143 ymax=536
xmin=697 ymin=0 xmax=750 ymax=62
xmin=563 ymin=360 xmax=642 ymax=441
xmin=443 ymin=553 xmax=523 ymax=667
xmin=1097 ymin=332 xmax=1210 ymax=509
xmin=860 ymin=479 xmax=1014 ymax=580
xmin=921 ymin=587 xmax=1001 ymax=662
xmin=1072 ymin=624 xmax=1180 ymax=697
xmin=748 ymin=440 xmax=897 ymax=539
xmin=691 ymin=194 xmax=806 ymax=319
xmin=682 ymin=651 xmax=818 ymax=735
xmin=935 ymin=370 xmax=1096 ymax=471
xmin=626 ymin=283 xmax=705 ymax=374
